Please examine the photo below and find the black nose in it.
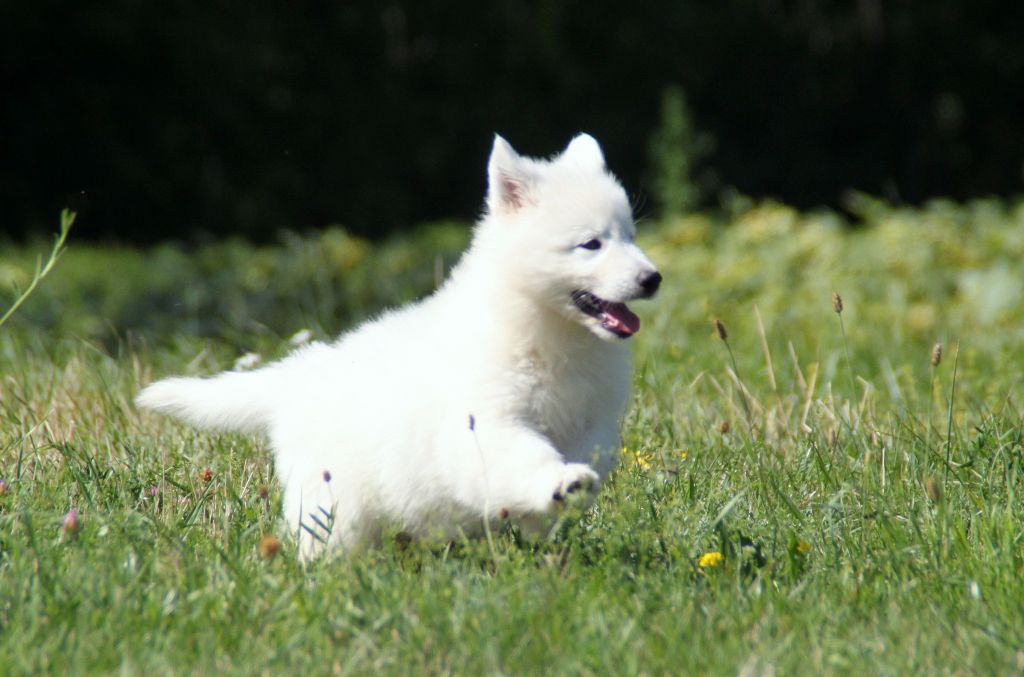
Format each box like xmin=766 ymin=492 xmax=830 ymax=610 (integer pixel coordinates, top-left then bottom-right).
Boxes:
xmin=639 ymin=271 xmax=662 ymax=298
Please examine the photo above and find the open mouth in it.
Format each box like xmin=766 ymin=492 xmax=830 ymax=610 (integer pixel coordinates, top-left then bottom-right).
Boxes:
xmin=571 ymin=290 xmax=641 ymax=338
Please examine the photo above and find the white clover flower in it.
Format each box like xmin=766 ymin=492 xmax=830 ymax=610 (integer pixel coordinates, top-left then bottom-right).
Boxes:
xmin=289 ymin=328 xmax=313 ymax=346
xmin=233 ymin=352 xmax=262 ymax=370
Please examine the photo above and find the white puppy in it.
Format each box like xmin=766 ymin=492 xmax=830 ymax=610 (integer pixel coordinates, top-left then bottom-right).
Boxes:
xmin=137 ymin=134 xmax=661 ymax=557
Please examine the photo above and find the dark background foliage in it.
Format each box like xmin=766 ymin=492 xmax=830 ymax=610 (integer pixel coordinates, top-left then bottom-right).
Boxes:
xmin=2 ymin=1 xmax=1022 ymax=242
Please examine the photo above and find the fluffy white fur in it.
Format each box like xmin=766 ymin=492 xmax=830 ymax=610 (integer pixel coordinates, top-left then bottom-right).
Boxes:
xmin=137 ymin=134 xmax=660 ymax=558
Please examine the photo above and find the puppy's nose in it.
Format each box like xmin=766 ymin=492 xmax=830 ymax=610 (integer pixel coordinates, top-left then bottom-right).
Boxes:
xmin=639 ymin=271 xmax=662 ymax=298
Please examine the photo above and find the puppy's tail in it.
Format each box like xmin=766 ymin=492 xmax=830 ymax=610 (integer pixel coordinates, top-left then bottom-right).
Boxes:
xmin=136 ymin=370 xmax=276 ymax=432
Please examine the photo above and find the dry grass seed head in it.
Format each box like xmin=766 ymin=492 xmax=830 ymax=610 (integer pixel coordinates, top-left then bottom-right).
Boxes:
xmin=258 ymin=534 xmax=281 ymax=559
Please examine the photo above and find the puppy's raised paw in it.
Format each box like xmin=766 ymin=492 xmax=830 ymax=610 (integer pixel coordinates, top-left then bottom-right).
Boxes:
xmin=551 ymin=464 xmax=600 ymax=504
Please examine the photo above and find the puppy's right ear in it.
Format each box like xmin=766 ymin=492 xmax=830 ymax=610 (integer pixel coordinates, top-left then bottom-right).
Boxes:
xmin=487 ymin=135 xmax=533 ymax=214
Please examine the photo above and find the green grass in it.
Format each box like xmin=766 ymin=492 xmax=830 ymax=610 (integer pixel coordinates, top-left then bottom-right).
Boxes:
xmin=2 ymin=196 xmax=1024 ymax=674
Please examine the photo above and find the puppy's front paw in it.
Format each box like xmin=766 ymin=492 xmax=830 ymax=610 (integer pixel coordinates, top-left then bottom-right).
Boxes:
xmin=551 ymin=463 xmax=600 ymax=505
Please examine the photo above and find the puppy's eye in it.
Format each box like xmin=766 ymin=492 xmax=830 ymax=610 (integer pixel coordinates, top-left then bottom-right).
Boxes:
xmin=578 ymin=239 xmax=602 ymax=251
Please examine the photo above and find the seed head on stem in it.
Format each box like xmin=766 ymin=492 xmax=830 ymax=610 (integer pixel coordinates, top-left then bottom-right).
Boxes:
xmin=712 ymin=318 xmax=753 ymax=433
xmin=831 ymin=291 xmax=856 ymax=406
xmin=926 ymin=341 xmax=943 ymax=452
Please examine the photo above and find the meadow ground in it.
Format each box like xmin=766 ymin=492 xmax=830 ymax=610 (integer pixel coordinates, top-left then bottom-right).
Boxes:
xmin=2 ymin=196 xmax=1023 ymax=674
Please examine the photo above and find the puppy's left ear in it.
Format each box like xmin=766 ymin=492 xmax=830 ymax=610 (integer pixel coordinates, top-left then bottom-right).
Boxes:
xmin=562 ymin=133 xmax=605 ymax=172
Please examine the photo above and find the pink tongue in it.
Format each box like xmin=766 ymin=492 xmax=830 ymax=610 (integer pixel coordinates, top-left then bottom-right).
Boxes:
xmin=602 ymin=302 xmax=641 ymax=335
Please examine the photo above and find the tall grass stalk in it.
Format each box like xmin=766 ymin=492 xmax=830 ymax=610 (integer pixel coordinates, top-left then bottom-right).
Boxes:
xmin=714 ymin=318 xmax=754 ymax=434
xmin=832 ymin=292 xmax=857 ymax=410
xmin=943 ymin=341 xmax=960 ymax=483
xmin=468 ymin=414 xmax=500 ymax=567
xmin=0 ymin=209 xmax=74 ymax=329
xmin=926 ymin=342 xmax=942 ymax=453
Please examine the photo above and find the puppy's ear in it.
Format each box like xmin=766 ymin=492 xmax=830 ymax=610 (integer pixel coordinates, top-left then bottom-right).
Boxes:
xmin=562 ymin=133 xmax=605 ymax=172
xmin=487 ymin=135 xmax=533 ymax=214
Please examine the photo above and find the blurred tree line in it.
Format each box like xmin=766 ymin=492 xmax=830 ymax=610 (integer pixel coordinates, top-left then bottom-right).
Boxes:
xmin=2 ymin=1 xmax=1022 ymax=242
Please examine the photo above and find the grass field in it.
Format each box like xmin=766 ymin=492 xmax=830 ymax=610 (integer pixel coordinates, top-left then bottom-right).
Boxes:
xmin=2 ymin=196 xmax=1023 ymax=674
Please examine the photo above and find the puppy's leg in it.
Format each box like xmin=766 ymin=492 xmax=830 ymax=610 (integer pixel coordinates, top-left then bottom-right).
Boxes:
xmin=459 ymin=425 xmax=599 ymax=518
xmin=272 ymin=428 xmax=371 ymax=559
xmin=564 ymin=421 xmax=622 ymax=479
xmin=279 ymin=476 xmax=374 ymax=560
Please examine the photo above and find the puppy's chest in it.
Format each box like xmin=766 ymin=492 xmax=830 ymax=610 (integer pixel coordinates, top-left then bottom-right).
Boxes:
xmin=508 ymin=348 xmax=613 ymax=449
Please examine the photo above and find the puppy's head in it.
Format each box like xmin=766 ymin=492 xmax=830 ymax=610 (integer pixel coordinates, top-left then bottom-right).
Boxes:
xmin=480 ymin=134 xmax=661 ymax=341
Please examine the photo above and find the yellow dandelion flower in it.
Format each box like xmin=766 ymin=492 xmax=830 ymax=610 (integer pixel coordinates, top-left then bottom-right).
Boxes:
xmin=621 ymin=447 xmax=653 ymax=470
xmin=698 ymin=551 xmax=724 ymax=568
xmin=678 ymin=450 xmax=688 ymax=460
